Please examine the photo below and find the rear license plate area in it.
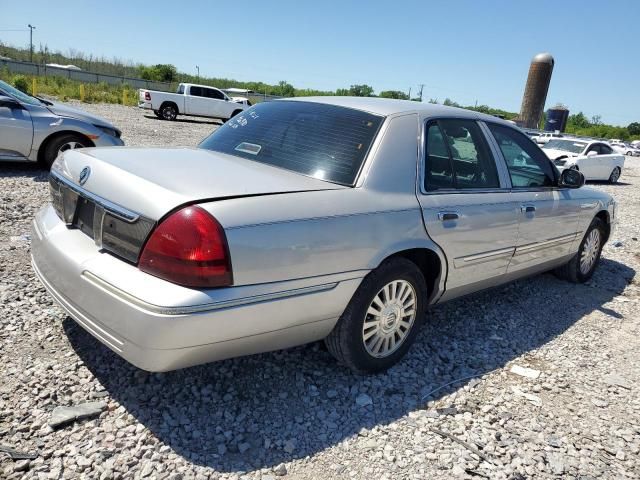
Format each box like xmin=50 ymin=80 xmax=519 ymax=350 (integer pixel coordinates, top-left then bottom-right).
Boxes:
xmin=74 ymin=197 xmax=96 ymax=239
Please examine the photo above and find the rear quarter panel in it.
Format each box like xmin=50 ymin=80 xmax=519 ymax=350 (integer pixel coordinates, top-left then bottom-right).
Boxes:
xmin=201 ymin=113 xmax=446 ymax=287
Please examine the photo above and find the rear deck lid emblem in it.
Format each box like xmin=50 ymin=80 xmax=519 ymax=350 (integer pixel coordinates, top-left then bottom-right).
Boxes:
xmin=79 ymin=166 xmax=91 ymax=186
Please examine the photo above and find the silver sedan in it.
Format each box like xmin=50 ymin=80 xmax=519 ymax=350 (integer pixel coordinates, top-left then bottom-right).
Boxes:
xmin=0 ymin=79 xmax=124 ymax=168
xmin=31 ymin=97 xmax=615 ymax=373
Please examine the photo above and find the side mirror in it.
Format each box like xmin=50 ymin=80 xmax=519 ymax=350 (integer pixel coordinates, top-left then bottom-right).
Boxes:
xmin=0 ymin=95 xmax=22 ymax=109
xmin=559 ymin=168 xmax=585 ymax=188
xmin=586 ymin=150 xmax=598 ymax=157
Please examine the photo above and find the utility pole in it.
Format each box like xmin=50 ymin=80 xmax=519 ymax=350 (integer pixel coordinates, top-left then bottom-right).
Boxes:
xmin=28 ymin=24 xmax=36 ymax=63
xmin=417 ymin=84 xmax=425 ymax=102
xmin=408 ymin=87 xmax=411 ymax=100
xmin=196 ymin=65 xmax=200 ymax=79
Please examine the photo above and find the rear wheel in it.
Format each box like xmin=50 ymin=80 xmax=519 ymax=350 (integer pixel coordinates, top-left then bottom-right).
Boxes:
xmin=160 ymin=103 xmax=178 ymax=121
xmin=153 ymin=110 xmax=162 ymax=119
xmin=554 ymin=218 xmax=605 ymax=283
xmin=325 ymin=258 xmax=427 ymax=373
xmin=608 ymin=167 xmax=621 ymax=184
xmin=42 ymin=133 xmax=91 ymax=169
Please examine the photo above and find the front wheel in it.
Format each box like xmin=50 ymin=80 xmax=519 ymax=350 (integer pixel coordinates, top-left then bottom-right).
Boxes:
xmin=325 ymin=258 xmax=427 ymax=373
xmin=608 ymin=167 xmax=621 ymax=184
xmin=554 ymin=217 xmax=606 ymax=283
xmin=42 ymin=133 xmax=91 ymax=169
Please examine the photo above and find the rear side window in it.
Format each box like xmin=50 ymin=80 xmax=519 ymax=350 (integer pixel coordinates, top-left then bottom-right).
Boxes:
xmin=199 ymin=101 xmax=383 ymax=185
xmin=488 ymin=124 xmax=555 ymax=188
xmin=190 ymin=86 xmax=204 ymax=97
xmin=424 ymin=119 xmax=500 ymax=191
xmin=177 ymin=84 xmax=185 ymax=94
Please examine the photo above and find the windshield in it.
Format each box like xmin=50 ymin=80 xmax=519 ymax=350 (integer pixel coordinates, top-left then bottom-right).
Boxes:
xmin=199 ymin=101 xmax=384 ymax=185
xmin=0 ymin=79 xmax=42 ymax=106
xmin=543 ymin=139 xmax=586 ymax=154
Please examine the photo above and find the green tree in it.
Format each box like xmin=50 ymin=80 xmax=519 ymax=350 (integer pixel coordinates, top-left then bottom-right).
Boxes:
xmin=379 ymin=90 xmax=409 ymax=100
xmin=349 ymin=84 xmax=374 ymax=97
xmin=278 ymin=80 xmax=295 ymax=97
xmin=567 ymin=112 xmax=590 ymax=129
xmin=443 ymin=98 xmax=461 ymax=107
xmin=627 ymin=122 xmax=640 ymax=136
xmin=335 ymin=88 xmax=350 ymax=96
xmin=139 ymin=64 xmax=177 ymax=82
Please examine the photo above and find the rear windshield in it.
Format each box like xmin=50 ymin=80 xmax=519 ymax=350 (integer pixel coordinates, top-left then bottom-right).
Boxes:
xmin=199 ymin=101 xmax=384 ymax=185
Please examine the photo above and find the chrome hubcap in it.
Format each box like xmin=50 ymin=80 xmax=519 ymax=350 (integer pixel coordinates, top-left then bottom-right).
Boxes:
xmin=362 ymin=280 xmax=416 ymax=358
xmin=580 ymin=229 xmax=601 ymax=275
xmin=58 ymin=141 xmax=83 ymax=154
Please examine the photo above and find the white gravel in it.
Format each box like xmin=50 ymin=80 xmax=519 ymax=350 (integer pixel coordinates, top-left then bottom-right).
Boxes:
xmin=1 ymin=102 xmax=639 ymax=479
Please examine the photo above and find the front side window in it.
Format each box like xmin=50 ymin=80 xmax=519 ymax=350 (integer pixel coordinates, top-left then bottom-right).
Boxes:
xmin=424 ymin=119 xmax=500 ymax=190
xmin=204 ymin=88 xmax=225 ymax=100
xmin=586 ymin=143 xmax=601 ymax=155
xmin=488 ymin=124 xmax=555 ymax=188
xmin=199 ymin=101 xmax=383 ymax=186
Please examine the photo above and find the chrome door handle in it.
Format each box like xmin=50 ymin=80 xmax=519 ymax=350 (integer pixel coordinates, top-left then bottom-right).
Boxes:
xmin=438 ymin=211 xmax=460 ymax=221
xmin=521 ymin=205 xmax=536 ymax=213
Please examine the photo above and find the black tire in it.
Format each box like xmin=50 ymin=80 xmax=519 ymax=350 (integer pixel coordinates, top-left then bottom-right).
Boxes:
xmin=554 ymin=217 xmax=606 ymax=283
xmin=160 ymin=103 xmax=178 ymax=121
xmin=42 ymin=133 xmax=91 ymax=169
xmin=153 ymin=110 xmax=162 ymax=119
xmin=325 ymin=257 xmax=427 ymax=374
xmin=608 ymin=167 xmax=621 ymax=184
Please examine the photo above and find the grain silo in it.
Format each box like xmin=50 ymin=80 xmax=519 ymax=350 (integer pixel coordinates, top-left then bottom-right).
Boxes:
xmin=545 ymin=104 xmax=569 ymax=132
xmin=517 ymin=53 xmax=554 ymax=129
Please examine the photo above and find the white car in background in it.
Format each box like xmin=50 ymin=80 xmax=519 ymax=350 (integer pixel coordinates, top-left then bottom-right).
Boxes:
xmin=610 ymin=143 xmax=638 ymax=156
xmin=542 ymin=138 xmax=625 ymax=183
xmin=533 ymin=132 xmax=564 ymax=144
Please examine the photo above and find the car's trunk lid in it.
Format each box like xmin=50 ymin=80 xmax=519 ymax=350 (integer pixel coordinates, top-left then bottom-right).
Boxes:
xmin=53 ymin=147 xmax=344 ymax=220
xmin=50 ymin=147 xmax=345 ymax=264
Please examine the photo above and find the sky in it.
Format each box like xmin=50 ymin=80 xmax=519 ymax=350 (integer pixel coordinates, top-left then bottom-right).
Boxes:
xmin=1 ymin=0 xmax=639 ymax=126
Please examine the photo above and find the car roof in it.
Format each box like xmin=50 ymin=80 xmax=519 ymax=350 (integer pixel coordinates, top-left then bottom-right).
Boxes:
xmin=284 ymin=96 xmax=513 ymax=125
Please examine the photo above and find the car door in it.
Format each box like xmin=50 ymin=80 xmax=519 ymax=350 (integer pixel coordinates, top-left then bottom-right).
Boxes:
xmin=418 ymin=118 xmax=519 ymax=301
xmin=185 ymin=86 xmax=209 ymax=116
xmin=202 ymin=87 xmax=229 ymax=118
xmin=0 ymin=100 xmax=33 ymax=159
xmin=581 ymin=143 xmax=604 ymax=179
xmin=486 ymin=123 xmax=582 ymax=273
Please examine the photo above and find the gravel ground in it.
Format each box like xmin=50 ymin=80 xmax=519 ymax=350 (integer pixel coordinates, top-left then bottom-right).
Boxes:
xmin=1 ymin=102 xmax=639 ymax=480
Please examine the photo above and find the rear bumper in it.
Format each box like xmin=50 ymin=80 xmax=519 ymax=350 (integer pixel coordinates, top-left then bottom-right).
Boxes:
xmin=138 ymin=101 xmax=153 ymax=110
xmin=31 ymin=204 xmax=362 ymax=371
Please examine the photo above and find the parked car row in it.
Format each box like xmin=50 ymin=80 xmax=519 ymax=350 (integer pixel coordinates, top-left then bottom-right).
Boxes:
xmin=30 ymin=97 xmax=616 ymax=373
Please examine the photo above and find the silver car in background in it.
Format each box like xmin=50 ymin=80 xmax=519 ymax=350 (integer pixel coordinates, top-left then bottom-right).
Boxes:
xmin=31 ymin=98 xmax=616 ymax=373
xmin=0 ymin=80 xmax=124 ymax=168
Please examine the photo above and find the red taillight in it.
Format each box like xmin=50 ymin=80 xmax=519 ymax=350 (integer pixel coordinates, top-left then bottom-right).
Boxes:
xmin=139 ymin=206 xmax=232 ymax=288
xmin=144 ymin=91 xmax=151 ymax=101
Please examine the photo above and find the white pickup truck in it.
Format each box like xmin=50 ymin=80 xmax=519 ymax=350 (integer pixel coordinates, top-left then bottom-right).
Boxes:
xmin=138 ymin=83 xmax=250 ymax=122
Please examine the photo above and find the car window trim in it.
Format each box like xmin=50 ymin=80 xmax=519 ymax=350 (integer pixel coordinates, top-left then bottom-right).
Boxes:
xmin=418 ymin=117 xmax=511 ymax=195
